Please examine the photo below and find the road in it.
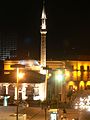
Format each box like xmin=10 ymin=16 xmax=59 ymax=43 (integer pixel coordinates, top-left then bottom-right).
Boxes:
xmin=0 ymin=106 xmax=48 ymax=120
xmin=0 ymin=106 xmax=80 ymax=120
xmin=20 ymin=107 xmax=48 ymax=120
xmin=20 ymin=107 xmax=79 ymax=120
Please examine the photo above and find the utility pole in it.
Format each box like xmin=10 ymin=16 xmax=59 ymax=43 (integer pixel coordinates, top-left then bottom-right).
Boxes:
xmin=11 ymin=64 xmax=25 ymax=120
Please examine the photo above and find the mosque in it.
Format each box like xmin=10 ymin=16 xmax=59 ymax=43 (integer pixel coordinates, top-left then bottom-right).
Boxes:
xmin=0 ymin=4 xmax=48 ymax=103
xmin=0 ymin=2 xmax=90 ymax=105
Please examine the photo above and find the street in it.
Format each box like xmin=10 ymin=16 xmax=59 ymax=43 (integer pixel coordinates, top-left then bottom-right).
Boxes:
xmin=0 ymin=106 xmax=80 ymax=120
xmin=19 ymin=107 xmax=80 ymax=120
xmin=0 ymin=106 xmax=48 ymax=120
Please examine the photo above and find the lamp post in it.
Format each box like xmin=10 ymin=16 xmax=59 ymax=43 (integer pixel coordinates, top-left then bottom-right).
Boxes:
xmin=55 ymin=69 xmax=65 ymax=109
xmin=55 ymin=69 xmax=64 ymax=101
xmin=42 ymin=67 xmax=52 ymax=100
xmin=43 ymin=67 xmax=52 ymax=120
xmin=11 ymin=64 xmax=25 ymax=120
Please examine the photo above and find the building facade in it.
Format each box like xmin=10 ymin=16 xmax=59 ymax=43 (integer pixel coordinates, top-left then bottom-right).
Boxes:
xmin=0 ymin=2 xmax=90 ymax=104
xmin=0 ymin=59 xmax=90 ymax=103
xmin=0 ymin=32 xmax=17 ymax=60
xmin=46 ymin=60 xmax=90 ymax=102
xmin=0 ymin=59 xmax=45 ymax=102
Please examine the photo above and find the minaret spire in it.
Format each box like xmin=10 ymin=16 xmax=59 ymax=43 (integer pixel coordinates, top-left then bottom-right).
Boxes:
xmin=41 ymin=2 xmax=46 ymax=30
xmin=40 ymin=1 xmax=47 ymax=67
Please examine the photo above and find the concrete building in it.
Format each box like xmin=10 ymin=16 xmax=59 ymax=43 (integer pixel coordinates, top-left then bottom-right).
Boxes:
xmin=0 ymin=32 xmax=17 ymax=60
xmin=0 ymin=1 xmax=90 ymax=104
xmin=1 ymin=57 xmax=90 ymax=103
xmin=0 ymin=2 xmax=48 ymax=102
xmin=46 ymin=59 xmax=90 ymax=102
xmin=0 ymin=59 xmax=45 ymax=101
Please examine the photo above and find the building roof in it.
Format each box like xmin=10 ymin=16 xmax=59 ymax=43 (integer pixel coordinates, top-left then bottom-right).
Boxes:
xmin=0 ymin=70 xmax=45 ymax=83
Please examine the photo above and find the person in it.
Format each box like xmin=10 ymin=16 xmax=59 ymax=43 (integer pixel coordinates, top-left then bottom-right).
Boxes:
xmin=60 ymin=108 xmax=68 ymax=120
xmin=61 ymin=115 xmax=64 ymax=120
xmin=48 ymin=105 xmax=50 ymax=110
xmin=60 ymin=115 xmax=68 ymax=120
xmin=63 ymin=108 xmax=67 ymax=114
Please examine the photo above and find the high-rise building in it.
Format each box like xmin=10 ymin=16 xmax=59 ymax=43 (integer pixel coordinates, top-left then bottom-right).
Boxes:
xmin=0 ymin=32 xmax=17 ymax=60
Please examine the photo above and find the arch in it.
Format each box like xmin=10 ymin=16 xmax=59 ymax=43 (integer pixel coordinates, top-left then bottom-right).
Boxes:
xmin=86 ymin=81 xmax=90 ymax=86
xmin=8 ymin=84 xmax=15 ymax=96
xmin=68 ymin=81 xmax=75 ymax=90
xmin=86 ymin=81 xmax=90 ymax=89
xmin=79 ymin=81 xmax=85 ymax=90
xmin=68 ymin=81 xmax=74 ymax=86
xmin=26 ymin=84 xmax=34 ymax=96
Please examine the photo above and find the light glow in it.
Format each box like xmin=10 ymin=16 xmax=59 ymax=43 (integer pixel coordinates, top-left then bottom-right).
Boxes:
xmin=18 ymin=72 xmax=24 ymax=79
xmin=56 ymin=74 xmax=63 ymax=81
xmin=55 ymin=70 xmax=64 ymax=81
xmin=86 ymin=81 xmax=90 ymax=86
xmin=74 ymin=96 xmax=90 ymax=111
xmin=65 ymin=70 xmax=70 ymax=78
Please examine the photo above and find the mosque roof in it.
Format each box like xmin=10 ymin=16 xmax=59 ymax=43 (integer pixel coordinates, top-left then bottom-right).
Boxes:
xmin=0 ymin=70 xmax=45 ymax=83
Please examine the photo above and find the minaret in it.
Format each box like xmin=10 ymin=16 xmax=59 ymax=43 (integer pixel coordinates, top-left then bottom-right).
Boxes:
xmin=40 ymin=2 xmax=47 ymax=68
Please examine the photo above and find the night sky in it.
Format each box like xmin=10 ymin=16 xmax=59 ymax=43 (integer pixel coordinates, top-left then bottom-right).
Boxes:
xmin=0 ymin=0 xmax=90 ymax=60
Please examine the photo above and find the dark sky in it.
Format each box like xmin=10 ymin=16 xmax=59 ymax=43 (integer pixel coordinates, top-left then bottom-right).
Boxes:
xmin=0 ymin=0 xmax=90 ymax=60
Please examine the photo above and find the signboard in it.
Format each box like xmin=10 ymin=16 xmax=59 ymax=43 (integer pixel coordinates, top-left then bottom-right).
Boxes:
xmin=48 ymin=109 xmax=59 ymax=120
xmin=50 ymin=113 xmax=57 ymax=120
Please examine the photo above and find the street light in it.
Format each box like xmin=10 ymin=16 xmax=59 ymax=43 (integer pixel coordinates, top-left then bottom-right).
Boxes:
xmin=43 ymin=67 xmax=52 ymax=101
xmin=11 ymin=64 xmax=25 ymax=120
xmin=42 ymin=67 xmax=52 ymax=120
xmin=55 ymin=69 xmax=64 ymax=103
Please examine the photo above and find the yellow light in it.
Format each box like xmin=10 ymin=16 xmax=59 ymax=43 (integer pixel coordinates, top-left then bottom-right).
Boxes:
xmin=86 ymin=81 xmax=90 ymax=86
xmin=69 ymin=81 xmax=74 ymax=86
xmin=80 ymin=81 xmax=84 ymax=87
xmin=65 ymin=70 xmax=70 ymax=78
xmin=18 ymin=72 xmax=24 ymax=79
